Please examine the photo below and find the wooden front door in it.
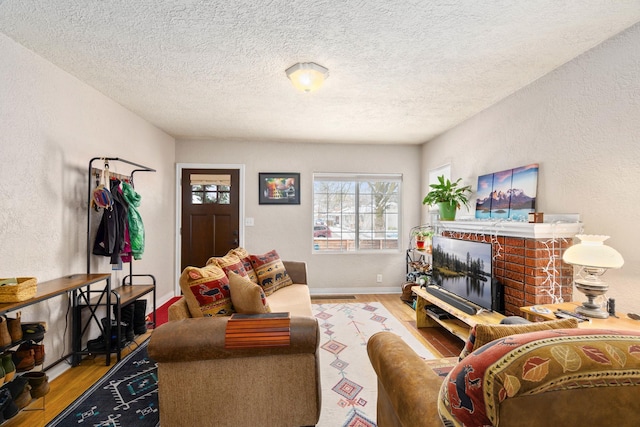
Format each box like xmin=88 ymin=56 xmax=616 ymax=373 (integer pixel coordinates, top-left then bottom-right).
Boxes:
xmin=181 ymin=168 xmax=240 ymax=270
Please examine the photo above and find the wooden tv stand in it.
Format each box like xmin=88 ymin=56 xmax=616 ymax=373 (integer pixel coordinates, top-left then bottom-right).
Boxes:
xmin=412 ymin=285 xmax=505 ymax=341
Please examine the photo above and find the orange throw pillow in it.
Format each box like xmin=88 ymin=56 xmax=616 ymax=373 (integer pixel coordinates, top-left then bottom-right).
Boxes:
xmin=228 ymin=272 xmax=271 ymax=314
xmin=179 ymin=264 xmax=234 ymax=317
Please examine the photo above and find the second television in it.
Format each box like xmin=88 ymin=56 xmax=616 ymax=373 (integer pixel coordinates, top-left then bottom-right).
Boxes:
xmin=431 ymin=236 xmax=496 ymax=311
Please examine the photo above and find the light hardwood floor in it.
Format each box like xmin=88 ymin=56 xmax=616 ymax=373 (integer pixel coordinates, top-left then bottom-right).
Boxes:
xmin=7 ymin=294 xmax=462 ymax=427
xmin=311 ymin=294 xmax=463 ymax=357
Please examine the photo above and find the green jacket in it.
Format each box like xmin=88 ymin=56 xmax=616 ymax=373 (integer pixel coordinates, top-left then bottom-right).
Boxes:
xmin=122 ymin=182 xmax=145 ymax=260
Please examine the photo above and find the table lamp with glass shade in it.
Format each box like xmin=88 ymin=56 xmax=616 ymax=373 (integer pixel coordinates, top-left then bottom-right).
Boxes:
xmin=562 ymin=235 xmax=624 ymax=318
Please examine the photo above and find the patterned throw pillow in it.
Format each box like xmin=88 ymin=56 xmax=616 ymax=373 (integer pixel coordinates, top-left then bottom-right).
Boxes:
xmin=227 ymin=272 xmax=271 ymax=314
xmin=440 ymin=328 xmax=640 ymax=427
xmin=230 ymin=247 xmax=259 ymax=284
xmin=458 ymin=324 xmax=478 ymax=361
xmin=207 ymin=252 xmax=248 ymax=277
xmin=179 ymin=264 xmax=234 ymax=317
xmin=423 ymin=357 xmax=459 ymax=379
xmin=458 ymin=318 xmax=578 ymax=360
xmin=249 ymin=250 xmax=293 ymax=296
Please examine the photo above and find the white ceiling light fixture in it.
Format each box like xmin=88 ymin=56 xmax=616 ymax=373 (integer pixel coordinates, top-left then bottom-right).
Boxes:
xmin=285 ymin=62 xmax=329 ymax=93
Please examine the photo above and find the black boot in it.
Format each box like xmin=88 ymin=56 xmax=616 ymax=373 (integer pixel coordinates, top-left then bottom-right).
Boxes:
xmin=101 ymin=317 xmax=127 ymax=349
xmin=133 ymin=300 xmax=148 ymax=335
xmin=87 ymin=335 xmax=106 ymax=352
xmin=88 ymin=317 xmax=127 ymax=352
xmin=115 ymin=305 xmax=135 ymax=342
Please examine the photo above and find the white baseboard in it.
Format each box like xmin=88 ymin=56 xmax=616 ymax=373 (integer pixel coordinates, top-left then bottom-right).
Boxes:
xmin=154 ymin=288 xmax=401 ymax=304
xmin=310 ymin=287 xmax=400 ymax=295
xmin=47 ymin=361 xmax=72 ymax=382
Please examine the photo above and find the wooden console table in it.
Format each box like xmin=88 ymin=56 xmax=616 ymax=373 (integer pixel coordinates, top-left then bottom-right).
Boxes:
xmin=413 ymin=285 xmax=505 ymax=341
xmin=0 ymin=273 xmax=112 ymax=369
xmin=0 ymin=274 xmax=109 ymax=315
xmin=520 ymin=302 xmax=640 ymax=331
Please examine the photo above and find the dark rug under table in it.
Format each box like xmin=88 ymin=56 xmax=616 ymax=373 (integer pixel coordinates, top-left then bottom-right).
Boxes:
xmin=47 ymin=339 xmax=158 ymax=427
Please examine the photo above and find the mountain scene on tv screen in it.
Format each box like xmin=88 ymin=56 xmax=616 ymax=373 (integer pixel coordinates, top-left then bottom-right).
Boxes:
xmin=432 ymin=245 xmax=490 ymax=283
xmin=431 ymin=242 xmax=491 ymax=307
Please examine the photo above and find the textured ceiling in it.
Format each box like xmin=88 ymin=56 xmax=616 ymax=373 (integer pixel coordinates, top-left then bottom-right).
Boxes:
xmin=1 ymin=1 xmax=639 ymax=145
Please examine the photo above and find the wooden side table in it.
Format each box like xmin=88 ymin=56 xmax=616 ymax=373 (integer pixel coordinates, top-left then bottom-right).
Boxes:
xmin=413 ymin=286 xmax=505 ymax=341
xmin=520 ymin=302 xmax=640 ymax=331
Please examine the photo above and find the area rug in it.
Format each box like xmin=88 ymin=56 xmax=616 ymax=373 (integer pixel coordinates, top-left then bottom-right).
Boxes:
xmin=313 ymin=302 xmax=435 ymax=427
xmin=49 ymin=303 xmax=432 ymax=427
xmin=47 ymin=339 xmax=158 ymax=427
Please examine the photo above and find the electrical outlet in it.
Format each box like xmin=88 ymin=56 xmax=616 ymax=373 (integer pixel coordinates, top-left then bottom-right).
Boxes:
xmin=376 ymin=274 xmax=383 ymax=283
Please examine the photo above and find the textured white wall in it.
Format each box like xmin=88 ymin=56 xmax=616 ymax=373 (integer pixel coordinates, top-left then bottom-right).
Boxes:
xmin=176 ymin=140 xmax=422 ymax=293
xmin=0 ymin=33 xmax=176 ymax=377
xmin=422 ymin=23 xmax=640 ymax=313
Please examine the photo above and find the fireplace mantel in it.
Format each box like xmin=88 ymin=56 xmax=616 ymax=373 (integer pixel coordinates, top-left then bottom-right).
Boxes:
xmin=435 ymin=214 xmax=582 ymax=239
xmin=432 ymin=214 xmax=583 ymax=314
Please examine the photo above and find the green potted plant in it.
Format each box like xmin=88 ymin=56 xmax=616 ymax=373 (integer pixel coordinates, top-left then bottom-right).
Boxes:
xmin=411 ymin=228 xmax=434 ymax=251
xmin=422 ymin=175 xmax=472 ymax=221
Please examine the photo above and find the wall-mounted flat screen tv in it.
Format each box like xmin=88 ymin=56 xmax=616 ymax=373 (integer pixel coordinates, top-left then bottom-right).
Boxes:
xmin=431 ymin=236 xmax=494 ymax=311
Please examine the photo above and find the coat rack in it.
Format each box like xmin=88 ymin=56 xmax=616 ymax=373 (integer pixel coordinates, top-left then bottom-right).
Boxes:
xmin=80 ymin=156 xmax=157 ymax=365
xmin=86 ymin=157 xmax=155 ymax=274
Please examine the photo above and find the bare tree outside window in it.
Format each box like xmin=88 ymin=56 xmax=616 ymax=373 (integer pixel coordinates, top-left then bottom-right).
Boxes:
xmin=313 ymin=174 xmax=401 ymax=252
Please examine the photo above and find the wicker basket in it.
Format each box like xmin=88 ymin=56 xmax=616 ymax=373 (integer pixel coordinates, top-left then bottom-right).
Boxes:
xmin=0 ymin=277 xmax=38 ymax=303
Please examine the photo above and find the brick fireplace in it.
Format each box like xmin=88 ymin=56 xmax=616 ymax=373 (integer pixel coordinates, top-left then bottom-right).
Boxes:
xmin=437 ymin=217 xmax=582 ymax=315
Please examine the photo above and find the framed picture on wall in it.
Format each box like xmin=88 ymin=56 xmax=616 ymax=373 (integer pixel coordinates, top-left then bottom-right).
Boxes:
xmin=475 ymin=163 xmax=538 ymax=221
xmin=259 ymin=173 xmax=301 ymax=205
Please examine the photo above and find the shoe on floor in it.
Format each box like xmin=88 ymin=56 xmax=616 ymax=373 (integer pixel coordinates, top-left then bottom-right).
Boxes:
xmin=21 ymin=372 xmax=50 ymax=399
xmin=0 ymin=388 xmax=18 ymax=422
xmin=20 ymin=323 xmax=45 ymax=343
xmin=10 ymin=349 xmax=35 ymax=372
xmin=17 ymin=341 xmax=44 ymax=366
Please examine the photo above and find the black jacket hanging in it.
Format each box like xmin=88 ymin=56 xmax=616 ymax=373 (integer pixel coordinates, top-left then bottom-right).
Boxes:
xmin=109 ymin=179 xmax=129 ymax=264
xmin=92 ymin=179 xmax=129 ymax=264
xmin=92 ymin=206 xmax=116 ymax=257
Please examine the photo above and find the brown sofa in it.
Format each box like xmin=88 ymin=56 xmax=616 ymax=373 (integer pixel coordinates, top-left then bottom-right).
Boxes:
xmin=148 ymin=261 xmax=321 ymax=427
xmin=368 ymin=327 xmax=640 ymax=427
xmin=166 ymin=261 xmax=313 ymax=321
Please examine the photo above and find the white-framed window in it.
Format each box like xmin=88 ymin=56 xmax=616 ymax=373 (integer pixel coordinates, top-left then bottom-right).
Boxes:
xmin=190 ymin=174 xmax=231 ymax=205
xmin=313 ymin=173 xmax=402 ymax=253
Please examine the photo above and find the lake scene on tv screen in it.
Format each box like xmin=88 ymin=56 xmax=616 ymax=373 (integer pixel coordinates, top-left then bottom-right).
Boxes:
xmin=431 ymin=236 xmax=493 ymax=310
